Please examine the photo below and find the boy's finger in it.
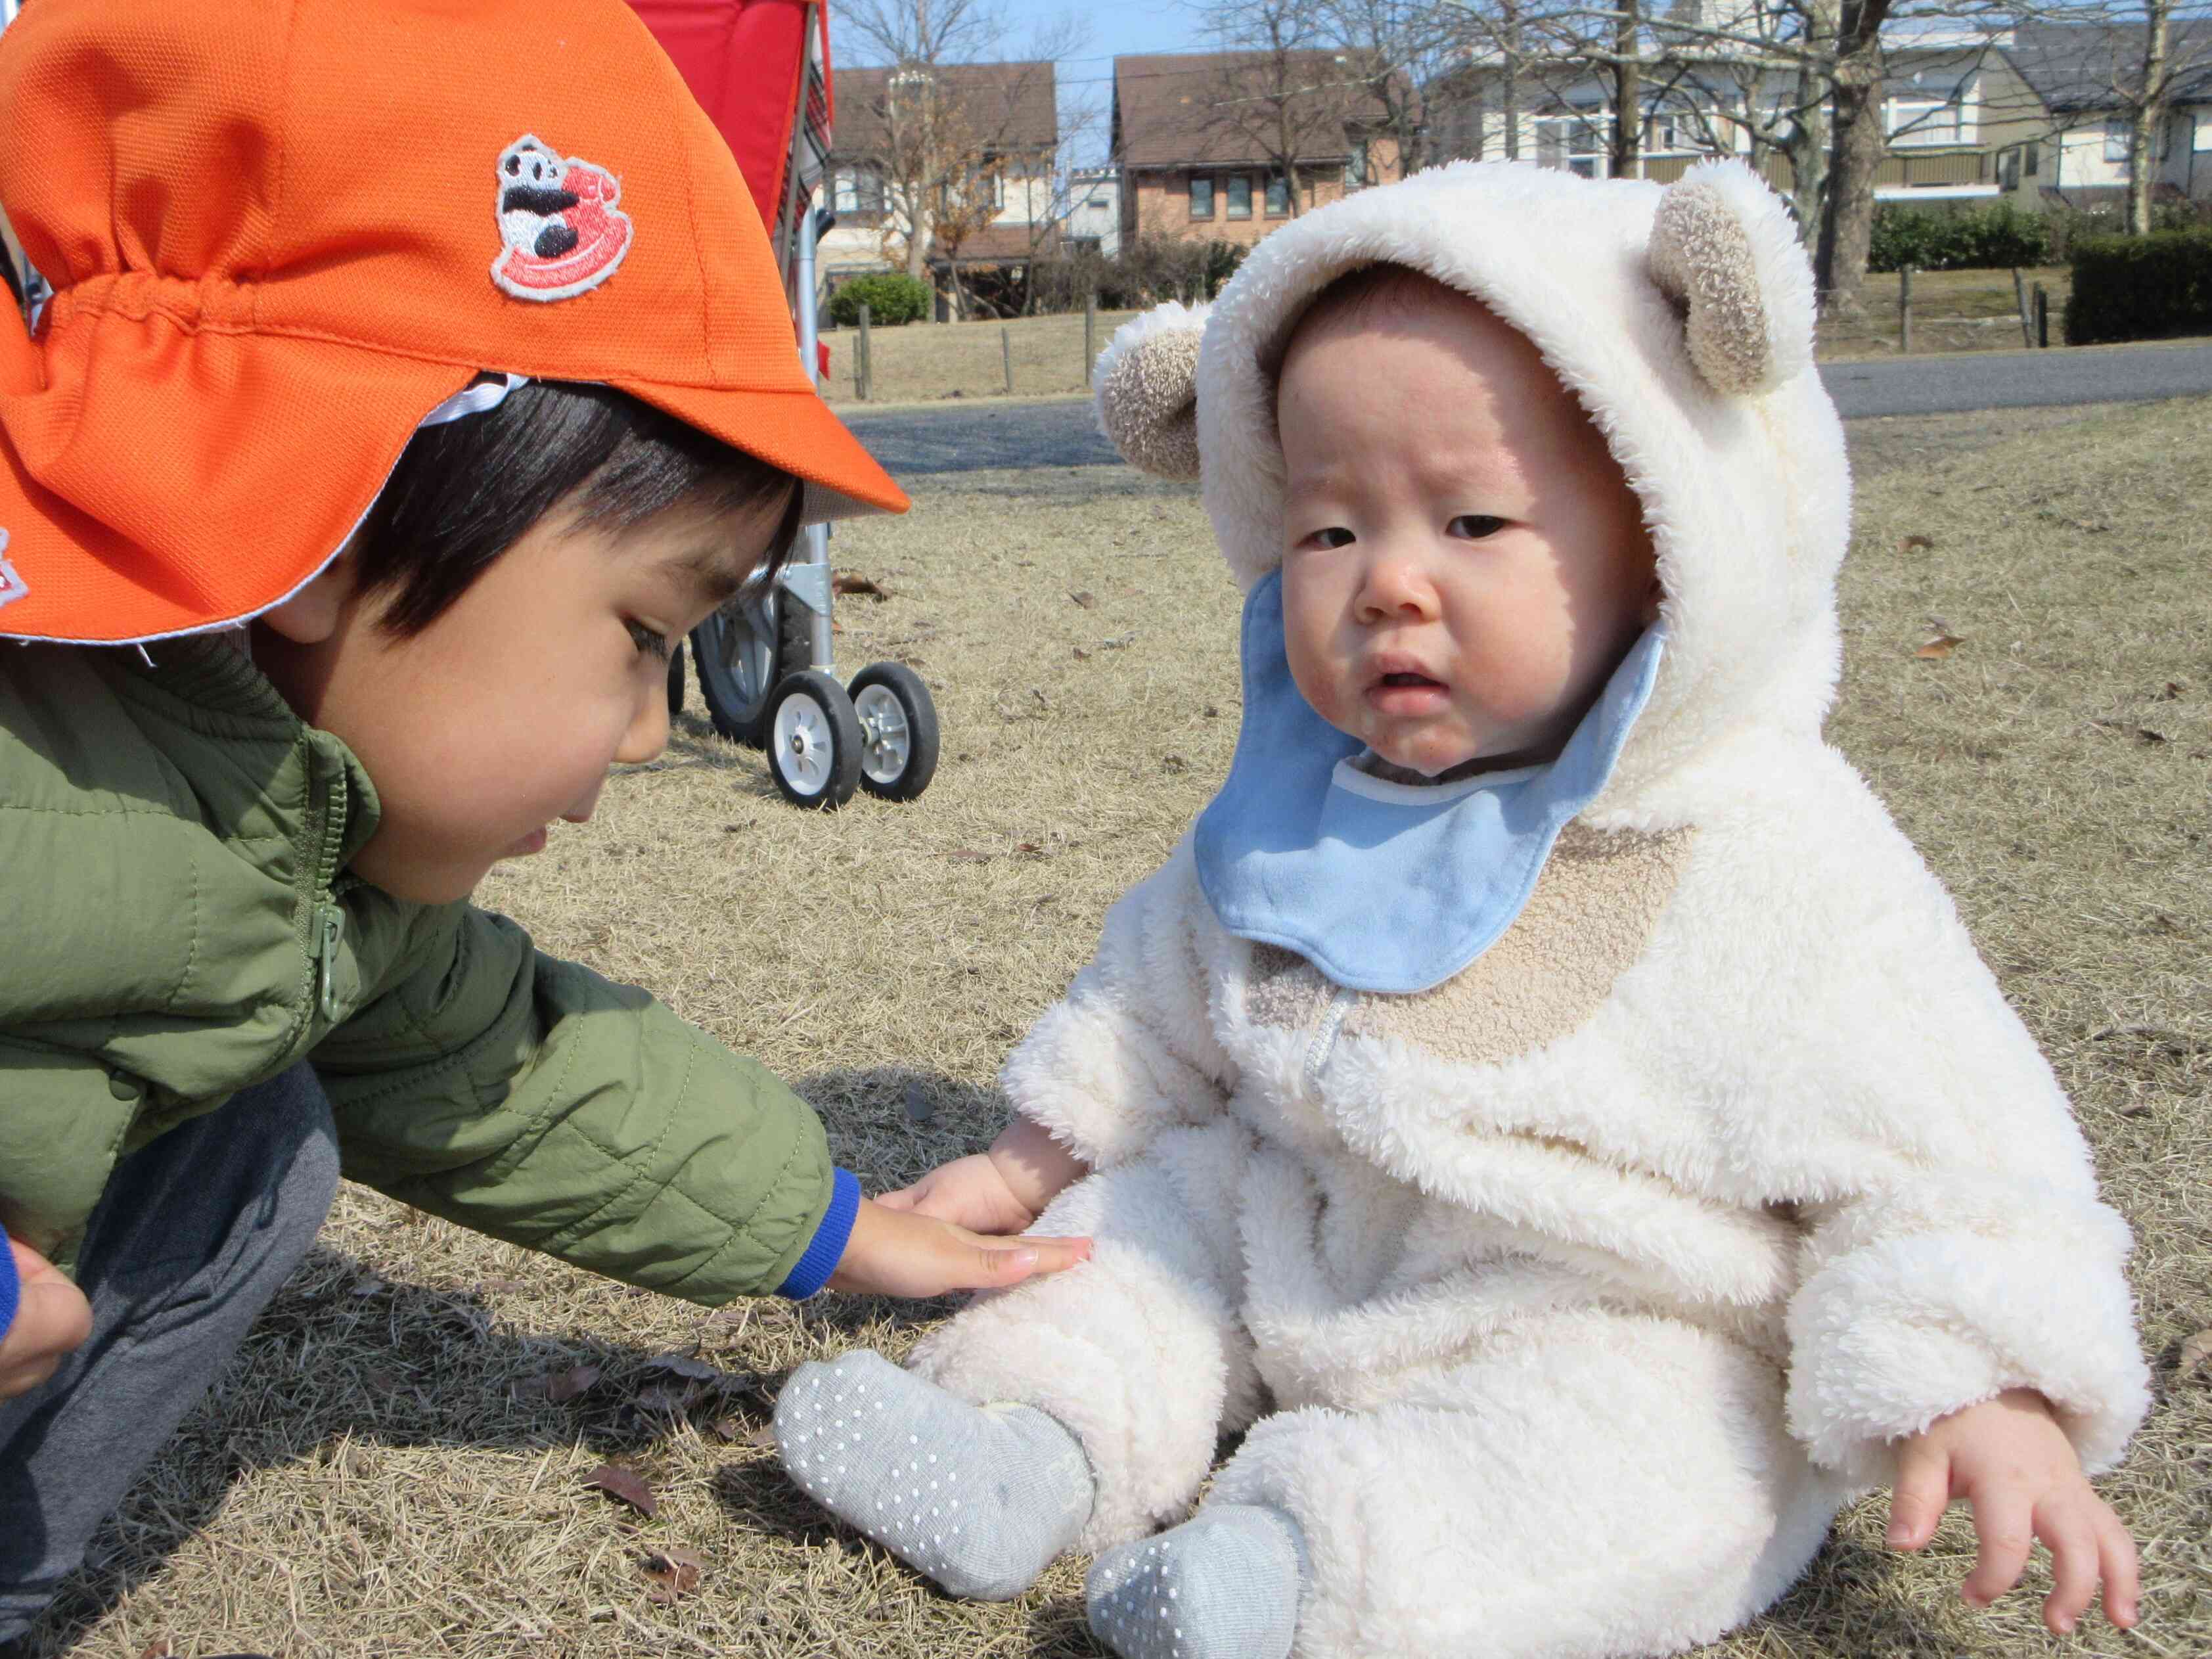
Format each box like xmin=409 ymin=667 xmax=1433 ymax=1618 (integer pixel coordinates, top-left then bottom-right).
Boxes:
xmin=1961 ymin=1491 xmax=2035 ymax=1608
xmin=1886 ymin=1445 xmax=1951 ymax=1549
xmin=2037 ymin=1505 xmax=2100 ymax=1635
xmin=965 ymin=1233 xmax=1089 ymax=1288
xmin=2097 ymin=1509 xmax=2140 ymax=1627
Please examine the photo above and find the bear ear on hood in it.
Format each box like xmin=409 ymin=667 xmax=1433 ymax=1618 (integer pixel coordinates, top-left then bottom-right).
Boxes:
xmin=1647 ymin=159 xmax=1817 ymax=398
xmin=1093 ymin=300 xmax=1209 ymax=480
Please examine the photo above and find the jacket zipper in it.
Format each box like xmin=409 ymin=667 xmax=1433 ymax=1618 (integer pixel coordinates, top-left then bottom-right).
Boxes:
xmin=308 ymin=753 xmax=349 ymax=1026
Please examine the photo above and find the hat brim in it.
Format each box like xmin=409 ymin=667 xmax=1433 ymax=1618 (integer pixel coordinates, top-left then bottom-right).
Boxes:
xmin=0 ymin=331 xmax=907 ymax=647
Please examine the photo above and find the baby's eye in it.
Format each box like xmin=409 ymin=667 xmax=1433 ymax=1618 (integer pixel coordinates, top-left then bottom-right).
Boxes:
xmin=1449 ymin=514 xmax=1507 ymax=540
xmin=1301 ymin=526 xmax=1355 ymax=551
xmin=626 ymin=620 xmax=671 ymax=660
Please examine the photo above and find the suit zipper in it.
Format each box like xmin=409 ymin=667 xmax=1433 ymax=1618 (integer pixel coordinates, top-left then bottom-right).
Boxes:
xmin=309 ymin=756 xmax=349 ymax=1025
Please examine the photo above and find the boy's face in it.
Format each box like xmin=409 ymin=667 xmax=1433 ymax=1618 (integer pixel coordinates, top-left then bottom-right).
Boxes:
xmin=256 ymin=492 xmax=784 ymax=903
xmin=1276 ymin=281 xmax=1657 ymax=778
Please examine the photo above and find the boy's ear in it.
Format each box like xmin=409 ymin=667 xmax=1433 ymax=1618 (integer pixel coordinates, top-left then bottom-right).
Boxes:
xmin=1647 ymin=160 xmax=1817 ymax=398
xmin=256 ymin=552 xmax=357 ymax=645
xmin=1093 ymin=300 xmax=1209 ymax=480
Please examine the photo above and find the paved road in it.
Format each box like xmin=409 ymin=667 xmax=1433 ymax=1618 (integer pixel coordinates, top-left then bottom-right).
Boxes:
xmin=842 ymin=342 xmax=2212 ymax=478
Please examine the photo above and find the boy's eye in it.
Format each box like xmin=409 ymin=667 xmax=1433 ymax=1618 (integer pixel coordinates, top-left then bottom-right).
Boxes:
xmin=1449 ymin=514 xmax=1507 ymax=540
xmin=626 ymin=620 xmax=671 ymax=660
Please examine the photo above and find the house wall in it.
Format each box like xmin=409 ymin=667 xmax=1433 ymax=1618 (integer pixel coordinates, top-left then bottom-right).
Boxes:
xmin=1121 ymin=139 xmax=1403 ymax=247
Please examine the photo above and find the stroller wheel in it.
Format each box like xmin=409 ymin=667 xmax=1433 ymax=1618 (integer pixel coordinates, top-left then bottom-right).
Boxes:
xmin=765 ymin=670 xmax=862 ymax=809
xmin=666 ymin=639 xmax=687 ymax=718
xmin=848 ymin=662 xmax=940 ymax=801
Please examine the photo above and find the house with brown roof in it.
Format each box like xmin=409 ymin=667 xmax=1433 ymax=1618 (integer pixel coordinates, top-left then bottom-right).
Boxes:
xmin=817 ymin=58 xmax=1061 ymax=288
xmin=1111 ymin=51 xmax=1405 ymax=249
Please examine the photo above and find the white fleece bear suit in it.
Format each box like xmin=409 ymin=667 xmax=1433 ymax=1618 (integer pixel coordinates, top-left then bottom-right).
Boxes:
xmin=905 ymin=160 xmax=2150 ymax=1659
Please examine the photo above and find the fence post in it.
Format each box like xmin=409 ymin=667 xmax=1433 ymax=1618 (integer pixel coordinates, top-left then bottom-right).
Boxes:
xmin=1898 ymin=265 xmax=1914 ymax=355
xmin=2011 ymin=267 xmax=2034 ymax=348
xmin=1002 ymin=326 xmax=1014 ymax=394
xmin=856 ymin=303 xmax=872 ymax=401
xmin=1085 ymin=290 xmax=1097 ymax=385
xmin=2033 ymin=283 xmax=2050 ymax=348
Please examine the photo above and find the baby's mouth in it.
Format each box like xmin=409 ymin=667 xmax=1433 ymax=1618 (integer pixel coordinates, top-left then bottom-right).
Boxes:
xmin=1380 ymin=671 xmax=1441 ymax=689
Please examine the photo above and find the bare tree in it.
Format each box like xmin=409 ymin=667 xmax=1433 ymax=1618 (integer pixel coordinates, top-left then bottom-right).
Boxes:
xmin=834 ymin=0 xmax=1082 ymax=296
xmin=1194 ymin=0 xmax=1375 ymax=215
xmin=1318 ymin=0 xmax=1463 ymax=177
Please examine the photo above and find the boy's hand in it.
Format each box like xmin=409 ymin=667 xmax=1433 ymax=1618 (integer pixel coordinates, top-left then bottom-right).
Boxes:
xmin=824 ymin=1198 xmax=1091 ymax=1298
xmin=0 ymin=1239 xmax=94 ymax=1399
xmin=877 ymin=1117 xmax=1089 ymax=1237
xmin=1887 ymin=1388 xmax=2139 ymax=1635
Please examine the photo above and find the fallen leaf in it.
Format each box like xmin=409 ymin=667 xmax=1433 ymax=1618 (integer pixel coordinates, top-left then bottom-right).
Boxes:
xmin=640 ymin=1545 xmax=706 ymax=1604
xmin=1031 ymin=687 xmax=1050 ymax=708
xmin=904 ymin=1079 xmax=935 ymax=1124
xmin=1100 ymin=632 xmax=1135 ymax=650
xmin=832 ymin=570 xmax=891 ymax=600
xmin=478 ymin=1277 xmax=529 ymax=1295
xmin=349 ymin=1275 xmax=388 ymax=1297
xmin=585 ymin=1462 xmax=658 ymax=1517
xmin=2135 ymin=727 xmax=2168 ymax=744
xmin=1162 ymin=754 xmax=1190 ymax=773
xmin=1016 ymin=841 xmax=1046 ymax=857
xmin=547 ymin=1363 xmax=602 ymax=1404
xmin=1203 ymin=705 xmax=1220 ymax=718
xmin=631 ymin=1382 xmax=696 ymax=1415
xmin=743 ymin=1421 xmax=779 ymax=1447
xmin=1914 ymin=634 xmax=1962 ymax=660
xmin=2157 ymin=681 xmax=2184 ymax=700
xmin=947 ymin=848 xmax=992 ymax=863
xmin=1072 ymin=647 xmax=1091 ymax=660
xmin=1069 ymin=590 xmax=1097 ymax=609
xmin=1899 ymin=534 xmax=1935 ymax=553
xmin=139 ymin=1640 xmax=175 ymax=1658
xmin=646 ymin=1353 xmax=719 ymax=1381
xmin=2179 ymin=1329 xmax=2212 ymax=1382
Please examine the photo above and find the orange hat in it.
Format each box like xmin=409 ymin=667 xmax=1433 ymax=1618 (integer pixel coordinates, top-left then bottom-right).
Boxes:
xmin=0 ymin=0 xmax=908 ymax=645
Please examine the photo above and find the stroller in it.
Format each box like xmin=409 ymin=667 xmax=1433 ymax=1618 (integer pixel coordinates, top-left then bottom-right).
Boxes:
xmin=629 ymin=0 xmax=939 ymax=808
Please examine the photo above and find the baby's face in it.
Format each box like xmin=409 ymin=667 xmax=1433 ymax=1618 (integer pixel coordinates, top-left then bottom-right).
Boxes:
xmin=1276 ymin=281 xmax=1656 ymax=777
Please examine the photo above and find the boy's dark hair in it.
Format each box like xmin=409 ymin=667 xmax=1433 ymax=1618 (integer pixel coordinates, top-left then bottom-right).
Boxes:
xmin=350 ymin=379 xmax=805 ymax=635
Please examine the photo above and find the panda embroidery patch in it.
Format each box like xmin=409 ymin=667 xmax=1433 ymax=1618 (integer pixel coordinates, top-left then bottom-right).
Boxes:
xmin=491 ymin=135 xmax=635 ymax=303
xmin=0 ymin=530 xmax=24 ymax=614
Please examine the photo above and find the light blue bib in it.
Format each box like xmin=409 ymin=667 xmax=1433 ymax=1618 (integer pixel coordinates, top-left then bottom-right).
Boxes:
xmin=1193 ymin=571 xmax=1665 ymax=994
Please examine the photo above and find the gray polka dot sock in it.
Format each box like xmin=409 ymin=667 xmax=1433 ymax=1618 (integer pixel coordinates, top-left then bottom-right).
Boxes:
xmin=1085 ymin=1503 xmax=1306 ymax=1659
xmin=773 ymin=1349 xmax=1095 ymax=1601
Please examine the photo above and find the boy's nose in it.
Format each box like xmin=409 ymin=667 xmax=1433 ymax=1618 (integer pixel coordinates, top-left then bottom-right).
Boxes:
xmin=615 ymin=681 xmax=671 ymax=766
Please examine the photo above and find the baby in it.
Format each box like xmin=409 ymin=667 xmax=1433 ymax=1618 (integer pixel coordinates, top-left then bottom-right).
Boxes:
xmin=772 ymin=160 xmax=2149 ymax=1659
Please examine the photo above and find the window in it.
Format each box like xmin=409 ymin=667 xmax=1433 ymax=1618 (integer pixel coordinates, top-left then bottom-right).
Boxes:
xmin=1888 ymin=97 xmax=1965 ymax=147
xmin=1644 ymin=112 xmax=1682 ymax=153
xmin=2104 ymin=118 xmax=2131 ymax=165
xmin=832 ymin=167 xmax=884 ymax=215
xmin=1535 ymin=114 xmax=1604 ymax=176
xmin=1226 ymin=173 xmax=1253 ymax=219
xmin=1343 ymin=139 xmax=1371 ymax=187
xmin=1189 ymin=175 xmax=1215 ymax=219
xmin=1265 ymin=173 xmax=1291 ymax=216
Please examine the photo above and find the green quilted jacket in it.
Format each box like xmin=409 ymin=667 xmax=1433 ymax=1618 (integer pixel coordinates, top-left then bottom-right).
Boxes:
xmin=0 ymin=635 xmax=835 ymax=1298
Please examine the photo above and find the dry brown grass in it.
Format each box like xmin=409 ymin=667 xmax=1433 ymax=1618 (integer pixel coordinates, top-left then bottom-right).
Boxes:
xmin=816 ymin=268 xmax=2074 ymax=411
xmin=24 ymin=399 xmax=2211 ymax=1659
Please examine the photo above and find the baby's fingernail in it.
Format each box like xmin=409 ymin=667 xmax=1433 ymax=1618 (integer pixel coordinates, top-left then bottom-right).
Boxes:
xmin=1014 ymin=1248 xmax=1039 ymax=1269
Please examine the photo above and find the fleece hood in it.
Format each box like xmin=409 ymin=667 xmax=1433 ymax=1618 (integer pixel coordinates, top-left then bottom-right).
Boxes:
xmin=1091 ymin=159 xmax=1853 ymax=807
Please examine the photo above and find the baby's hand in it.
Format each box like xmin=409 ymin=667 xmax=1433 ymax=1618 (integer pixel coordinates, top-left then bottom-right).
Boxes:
xmin=1 ymin=1237 xmax=93 ymax=1399
xmin=878 ymin=1153 xmax=1038 ymax=1235
xmin=824 ymin=1198 xmax=1090 ymax=1298
xmin=878 ymin=1116 xmax=1090 ymax=1237
xmin=1887 ymin=1388 xmax=2138 ymax=1635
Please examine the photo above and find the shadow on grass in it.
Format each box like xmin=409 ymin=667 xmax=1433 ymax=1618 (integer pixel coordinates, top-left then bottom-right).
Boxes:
xmin=18 ymin=1248 xmax=780 ymax=1656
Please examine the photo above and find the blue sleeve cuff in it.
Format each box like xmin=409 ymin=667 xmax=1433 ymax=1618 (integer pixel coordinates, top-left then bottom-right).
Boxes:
xmin=775 ymin=1167 xmax=861 ymax=1300
xmin=0 ymin=1228 xmax=19 ymax=1347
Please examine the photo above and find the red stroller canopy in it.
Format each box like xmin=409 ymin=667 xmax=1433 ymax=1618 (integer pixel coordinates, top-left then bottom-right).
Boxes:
xmin=625 ymin=0 xmax=832 ymax=275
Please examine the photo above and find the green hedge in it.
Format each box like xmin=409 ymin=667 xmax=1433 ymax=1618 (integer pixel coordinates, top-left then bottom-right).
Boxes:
xmin=828 ymin=272 xmax=933 ymax=327
xmin=2064 ymin=228 xmax=2212 ymax=344
xmin=1868 ymin=202 xmax=2051 ymax=272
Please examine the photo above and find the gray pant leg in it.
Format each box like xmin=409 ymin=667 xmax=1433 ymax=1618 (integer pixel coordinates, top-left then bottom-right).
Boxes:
xmin=0 ymin=1062 xmax=340 ymax=1637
